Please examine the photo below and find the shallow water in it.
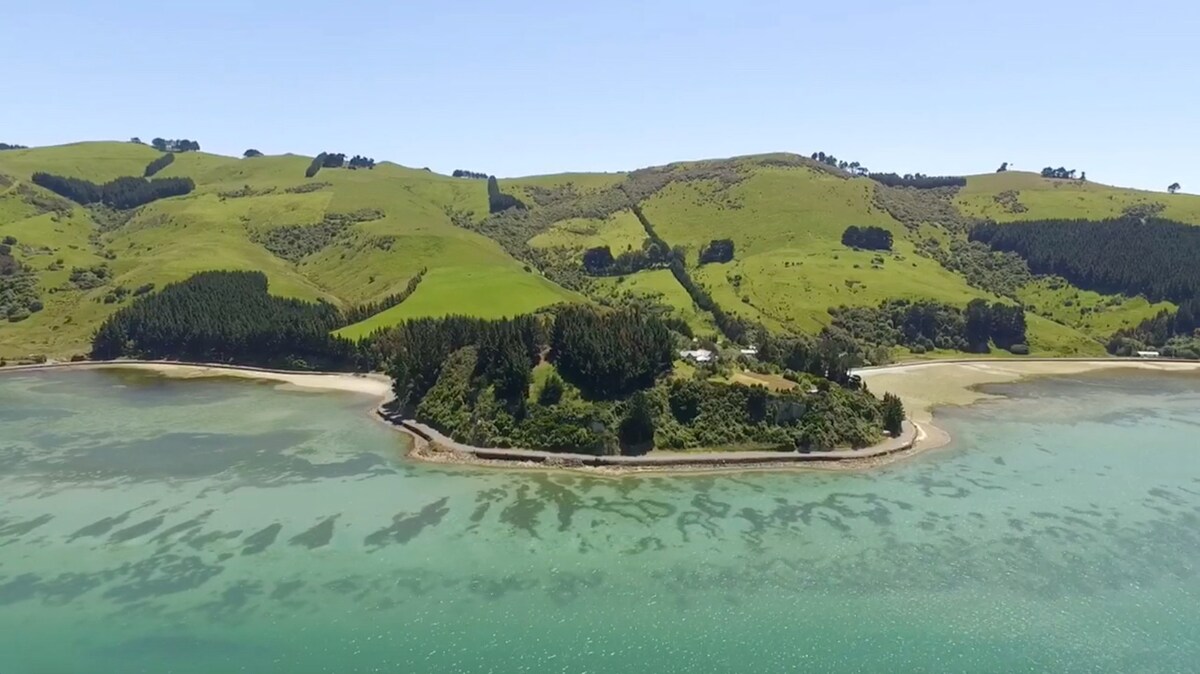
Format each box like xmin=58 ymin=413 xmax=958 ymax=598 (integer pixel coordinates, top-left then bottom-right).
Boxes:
xmin=1 ymin=368 xmax=1199 ymax=673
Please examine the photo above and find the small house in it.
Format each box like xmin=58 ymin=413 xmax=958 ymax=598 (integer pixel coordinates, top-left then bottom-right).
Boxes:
xmin=679 ymin=349 xmax=715 ymax=363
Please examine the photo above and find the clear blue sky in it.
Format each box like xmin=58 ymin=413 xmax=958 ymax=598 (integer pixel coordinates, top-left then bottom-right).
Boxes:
xmin=5 ymin=0 xmax=1196 ymax=191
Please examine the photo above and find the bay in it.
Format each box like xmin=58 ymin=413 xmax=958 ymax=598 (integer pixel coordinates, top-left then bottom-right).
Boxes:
xmin=1 ymin=368 xmax=1198 ymax=673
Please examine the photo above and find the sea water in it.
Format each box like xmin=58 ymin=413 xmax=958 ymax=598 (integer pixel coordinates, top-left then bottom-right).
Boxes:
xmin=0 ymin=368 xmax=1198 ymax=673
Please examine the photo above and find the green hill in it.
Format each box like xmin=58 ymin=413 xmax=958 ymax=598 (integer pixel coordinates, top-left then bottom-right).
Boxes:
xmin=0 ymin=142 xmax=581 ymax=358
xmin=2 ymin=142 xmax=1195 ymax=361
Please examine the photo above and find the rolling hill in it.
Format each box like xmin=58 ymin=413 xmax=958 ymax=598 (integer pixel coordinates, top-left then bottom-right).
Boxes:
xmin=2 ymin=141 xmax=1198 ymax=361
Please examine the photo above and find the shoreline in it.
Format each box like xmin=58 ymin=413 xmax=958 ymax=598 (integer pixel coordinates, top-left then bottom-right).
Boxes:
xmin=6 ymin=357 xmax=1199 ymax=474
xmin=383 ymin=412 xmax=922 ymax=475
xmin=856 ymin=358 xmax=1200 ymax=455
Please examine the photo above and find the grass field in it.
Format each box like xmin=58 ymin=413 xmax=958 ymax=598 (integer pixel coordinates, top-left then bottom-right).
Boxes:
xmin=335 ymin=265 xmax=581 ymax=339
xmin=528 ymin=210 xmax=647 ymax=252
xmin=590 ymin=269 xmax=718 ymax=336
xmin=635 ymin=163 xmax=1099 ymax=353
xmin=0 ymin=144 xmax=1184 ymax=361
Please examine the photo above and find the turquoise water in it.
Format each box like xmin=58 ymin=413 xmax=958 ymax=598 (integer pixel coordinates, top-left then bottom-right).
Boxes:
xmin=1 ymin=369 xmax=1199 ymax=673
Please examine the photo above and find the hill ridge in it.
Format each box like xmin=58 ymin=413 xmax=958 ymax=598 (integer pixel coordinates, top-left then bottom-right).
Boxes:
xmin=3 ymin=140 xmax=1199 ymax=361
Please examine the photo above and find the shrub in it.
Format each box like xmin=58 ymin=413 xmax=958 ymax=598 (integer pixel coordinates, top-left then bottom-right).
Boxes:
xmin=841 ymin=225 xmax=893 ymax=251
xmin=698 ymin=239 xmax=734 ymax=264
xmin=538 ymin=372 xmax=565 ymax=406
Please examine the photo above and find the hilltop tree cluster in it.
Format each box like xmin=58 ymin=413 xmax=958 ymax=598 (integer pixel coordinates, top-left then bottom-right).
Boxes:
xmin=971 ymin=217 xmax=1200 ymax=302
xmin=243 ymin=149 xmax=263 ymax=158
xmin=151 ymin=138 xmax=200 ymax=152
xmin=91 ymin=271 xmax=357 ymax=369
xmin=841 ymin=225 xmax=893 ymax=250
xmin=1168 ymin=182 xmax=1182 ymax=194
xmin=452 ymin=169 xmax=488 ymax=179
xmin=0 ymin=143 xmax=26 ymax=151
xmin=303 ymin=152 xmax=373 ymax=177
xmin=31 ymin=172 xmax=194 ymax=210
xmin=1040 ymin=167 xmax=1083 ymax=180
xmin=810 ymin=151 xmax=868 ymax=175
xmin=698 ymin=239 xmax=735 ymax=264
xmin=868 ymin=173 xmax=966 ymax=189
xmin=829 ymin=299 xmax=1028 ymax=354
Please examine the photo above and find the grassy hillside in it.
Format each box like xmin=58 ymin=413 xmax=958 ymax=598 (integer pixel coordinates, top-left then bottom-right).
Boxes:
xmin=1 ymin=143 xmax=1187 ymax=362
xmin=958 ymin=171 xmax=1200 ymax=223
xmin=640 ymin=164 xmax=986 ymax=333
xmin=0 ymin=142 xmax=578 ymax=358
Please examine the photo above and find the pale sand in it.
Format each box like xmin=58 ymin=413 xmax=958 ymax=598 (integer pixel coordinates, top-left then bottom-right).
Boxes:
xmin=0 ymin=360 xmax=394 ymax=397
xmin=858 ymin=358 xmax=1200 ymax=451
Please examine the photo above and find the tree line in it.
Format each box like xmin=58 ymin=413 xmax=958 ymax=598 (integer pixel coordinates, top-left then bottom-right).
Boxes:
xmin=31 ymin=172 xmax=195 ymax=210
xmin=868 ymin=173 xmax=966 ymax=189
xmin=625 ymin=203 xmax=754 ymax=344
xmin=143 ymin=153 xmax=175 ymax=177
xmin=342 ymin=268 xmax=427 ymax=325
xmin=841 ymin=225 xmax=893 ymax=250
xmin=0 ymin=143 xmax=26 ymax=151
xmin=581 ymin=239 xmax=671 ymax=276
xmin=452 ymin=169 xmax=488 ymax=179
xmin=151 ymin=138 xmax=200 ymax=152
xmin=91 ymin=271 xmax=358 ymax=369
xmin=830 ymin=298 xmax=1028 ymax=354
xmin=487 ymin=176 xmax=525 ymax=213
xmin=971 ymin=217 xmax=1200 ymax=302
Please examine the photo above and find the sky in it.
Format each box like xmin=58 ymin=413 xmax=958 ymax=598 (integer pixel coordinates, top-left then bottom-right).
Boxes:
xmin=5 ymin=0 xmax=1197 ymax=191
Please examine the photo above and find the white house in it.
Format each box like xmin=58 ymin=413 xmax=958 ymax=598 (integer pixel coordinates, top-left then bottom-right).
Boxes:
xmin=739 ymin=346 xmax=759 ymax=357
xmin=679 ymin=349 xmax=715 ymax=363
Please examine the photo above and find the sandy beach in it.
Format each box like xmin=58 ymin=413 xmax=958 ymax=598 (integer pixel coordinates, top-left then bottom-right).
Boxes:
xmin=0 ymin=360 xmax=394 ymax=397
xmin=857 ymin=358 xmax=1200 ymax=452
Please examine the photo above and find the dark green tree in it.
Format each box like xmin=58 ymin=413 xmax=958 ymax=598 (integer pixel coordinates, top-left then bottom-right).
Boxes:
xmin=881 ymin=392 xmax=905 ymax=435
xmin=964 ymin=299 xmax=993 ymax=352
xmin=618 ymin=390 xmax=656 ymax=450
